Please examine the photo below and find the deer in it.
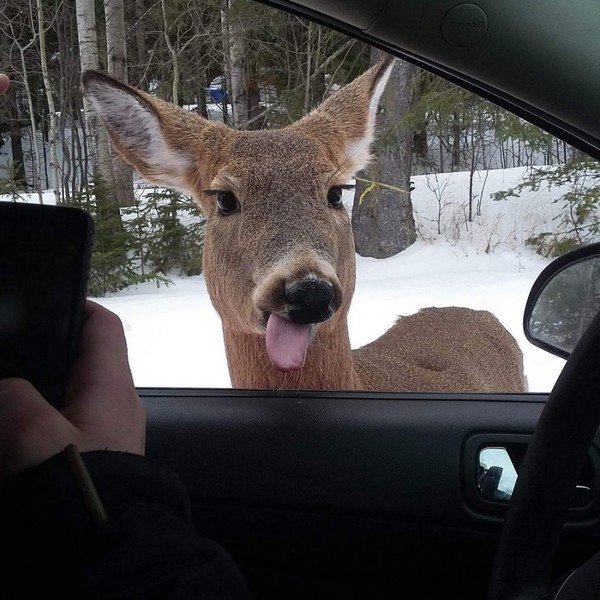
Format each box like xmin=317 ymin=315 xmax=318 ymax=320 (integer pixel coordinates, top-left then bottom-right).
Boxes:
xmin=83 ymin=55 xmax=526 ymax=393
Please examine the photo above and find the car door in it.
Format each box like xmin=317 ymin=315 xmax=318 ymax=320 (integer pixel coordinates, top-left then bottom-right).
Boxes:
xmin=128 ymin=1 xmax=600 ymax=598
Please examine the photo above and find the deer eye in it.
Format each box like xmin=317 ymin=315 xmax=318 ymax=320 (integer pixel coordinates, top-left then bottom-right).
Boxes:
xmin=216 ymin=191 xmax=239 ymax=216
xmin=327 ymin=186 xmax=344 ymax=208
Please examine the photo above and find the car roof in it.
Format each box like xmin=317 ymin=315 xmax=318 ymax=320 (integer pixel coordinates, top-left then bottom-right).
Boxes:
xmin=258 ymin=0 xmax=600 ymax=161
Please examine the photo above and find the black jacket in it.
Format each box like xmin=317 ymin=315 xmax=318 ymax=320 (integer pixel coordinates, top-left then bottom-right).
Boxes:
xmin=0 ymin=450 xmax=254 ymax=599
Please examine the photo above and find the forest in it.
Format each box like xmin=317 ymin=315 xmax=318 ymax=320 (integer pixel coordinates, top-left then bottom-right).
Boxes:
xmin=0 ymin=0 xmax=598 ymax=296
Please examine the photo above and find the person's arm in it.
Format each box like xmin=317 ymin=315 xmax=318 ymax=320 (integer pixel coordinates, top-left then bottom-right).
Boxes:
xmin=0 ymin=302 xmax=253 ymax=599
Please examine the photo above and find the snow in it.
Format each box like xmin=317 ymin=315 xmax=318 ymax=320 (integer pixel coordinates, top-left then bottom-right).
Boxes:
xmin=93 ymin=238 xmax=564 ymax=392
xmin=1 ymin=165 xmax=571 ymax=392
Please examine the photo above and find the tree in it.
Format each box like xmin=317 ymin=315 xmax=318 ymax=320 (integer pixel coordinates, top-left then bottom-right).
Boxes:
xmin=494 ymin=157 xmax=600 ymax=256
xmin=75 ymin=0 xmax=117 ymax=205
xmin=352 ymin=50 xmax=417 ymax=258
xmin=104 ymin=0 xmax=135 ymax=205
xmin=76 ymin=0 xmax=130 ymax=292
xmin=0 ymin=0 xmax=43 ymax=202
xmin=160 ymin=0 xmax=180 ymax=104
xmin=0 ymin=75 xmax=28 ymax=189
xmin=36 ymin=0 xmax=60 ymax=204
xmin=221 ymin=0 xmax=247 ymax=127
xmin=54 ymin=0 xmax=88 ymax=202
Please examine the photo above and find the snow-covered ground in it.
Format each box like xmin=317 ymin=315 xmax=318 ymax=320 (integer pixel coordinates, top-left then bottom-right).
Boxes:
xmin=2 ymin=165 xmax=572 ymax=392
xmin=96 ymin=240 xmax=563 ymax=392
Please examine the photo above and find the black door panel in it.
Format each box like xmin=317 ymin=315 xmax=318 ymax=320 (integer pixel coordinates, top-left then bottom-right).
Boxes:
xmin=144 ymin=391 xmax=600 ymax=528
xmin=144 ymin=392 xmax=541 ymax=521
xmin=143 ymin=391 xmax=600 ymax=598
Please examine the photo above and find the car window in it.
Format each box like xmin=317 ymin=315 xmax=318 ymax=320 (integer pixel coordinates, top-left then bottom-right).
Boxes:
xmin=0 ymin=0 xmax=597 ymax=393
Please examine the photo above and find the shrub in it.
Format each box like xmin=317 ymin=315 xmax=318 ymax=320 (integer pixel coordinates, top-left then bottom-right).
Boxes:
xmin=494 ymin=157 xmax=600 ymax=257
xmin=67 ymin=184 xmax=205 ymax=296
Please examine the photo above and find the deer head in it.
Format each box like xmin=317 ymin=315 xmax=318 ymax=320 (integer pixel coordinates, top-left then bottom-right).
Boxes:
xmin=83 ymin=56 xmax=395 ymax=374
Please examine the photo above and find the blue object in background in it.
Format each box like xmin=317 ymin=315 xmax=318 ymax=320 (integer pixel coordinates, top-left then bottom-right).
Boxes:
xmin=210 ymin=87 xmax=226 ymax=103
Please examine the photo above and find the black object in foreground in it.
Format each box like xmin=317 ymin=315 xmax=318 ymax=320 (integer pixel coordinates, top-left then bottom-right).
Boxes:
xmin=0 ymin=202 xmax=93 ymax=407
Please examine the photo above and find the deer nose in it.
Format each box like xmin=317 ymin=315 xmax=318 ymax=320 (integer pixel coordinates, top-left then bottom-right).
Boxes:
xmin=285 ymin=279 xmax=335 ymax=325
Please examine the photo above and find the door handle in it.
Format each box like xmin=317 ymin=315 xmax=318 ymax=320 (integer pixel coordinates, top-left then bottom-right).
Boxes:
xmin=464 ymin=433 xmax=598 ymax=516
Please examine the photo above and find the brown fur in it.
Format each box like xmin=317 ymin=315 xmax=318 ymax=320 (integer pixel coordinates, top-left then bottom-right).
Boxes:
xmin=83 ymin=56 xmax=526 ymax=393
xmin=354 ymin=308 xmax=525 ymax=392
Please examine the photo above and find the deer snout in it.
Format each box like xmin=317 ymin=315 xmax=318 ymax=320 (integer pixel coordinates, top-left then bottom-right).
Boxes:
xmin=285 ymin=279 xmax=337 ymax=325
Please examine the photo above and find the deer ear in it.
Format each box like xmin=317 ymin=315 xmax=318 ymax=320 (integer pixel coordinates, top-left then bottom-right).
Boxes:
xmin=291 ymin=54 xmax=396 ymax=177
xmin=82 ymin=71 xmax=203 ymax=192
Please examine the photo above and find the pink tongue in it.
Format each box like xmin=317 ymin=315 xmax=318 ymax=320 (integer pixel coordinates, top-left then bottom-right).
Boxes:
xmin=266 ymin=313 xmax=310 ymax=372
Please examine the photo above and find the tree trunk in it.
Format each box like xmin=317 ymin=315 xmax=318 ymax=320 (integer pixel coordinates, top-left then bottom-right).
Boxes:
xmin=412 ymin=72 xmax=428 ymax=160
xmin=133 ymin=0 xmax=147 ymax=89
xmin=36 ymin=0 xmax=61 ymax=204
xmin=6 ymin=83 xmax=27 ymax=188
xmin=105 ymin=0 xmax=135 ymax=206
xmin=220 ymin=0 xmax=232 ymax=124
xmin=452 ymin=111 xmax=461 ymax=170
xmin=303 ymin=20 xmax=313 ymax=115
xmin=56 ymin=3 xmax=76 ymax=201
xmin=76 ymin=0 xmax=123 ymax=235
xmin=75 ymin=0 xmax=117 ymax=206
xmin=196 ymin=75 xmax=209 ymax=118
xmin=352 ymin=50 xmax=417 ymax=259
xmin=41 ymin=110 xmax=49 ymax=188
xmin=161 ymin=0 xmax=179 ymax=105
xmin=193 ymin=31 xmax=208 ymax=118
xmin=468 ymin=127 xmax=475 ymax=222
xmin=246 ymin=74 xmax=262 ymax=129
xmin=18 ymin=47 xmax=43 ymax=202
xmin=223 ymin=0 xmax=247 ymax=127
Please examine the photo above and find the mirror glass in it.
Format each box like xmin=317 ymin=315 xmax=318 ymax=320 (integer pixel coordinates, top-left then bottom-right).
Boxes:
xmin=478 ymin=447 xmax=518 ymax=502
xmin=528 ymin=257 xmax=600 ymax=356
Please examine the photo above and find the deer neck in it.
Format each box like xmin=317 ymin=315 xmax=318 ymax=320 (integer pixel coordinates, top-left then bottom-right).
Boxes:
xmin=222 ymin=318 xmax=362 ymax=390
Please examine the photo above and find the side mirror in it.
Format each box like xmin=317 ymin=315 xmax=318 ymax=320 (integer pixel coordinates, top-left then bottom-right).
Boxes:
xmin=524 ymin=243 xmax=600 ymax=358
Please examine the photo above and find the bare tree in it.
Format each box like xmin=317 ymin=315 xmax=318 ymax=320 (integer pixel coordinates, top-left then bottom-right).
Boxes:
xmin=75 ymin=0 xmax=117 ymax=205
xmin=302 ymin=20 xmax=314 ymax=115
xmin=160 ymin=0 xmax=179 ymax=105
xmin=425 ymin=172 xmax=452 ymax=235
xmin=0 ymin=32 xmax=27 ymax=188
xmin=105 ymin=0 xmax=135 ymax=205
xmin=0 ymin=0 xmax=43 ymax=201
xmin=54 ymin=0 xmax=87 ymax=201
xmin=221 ymin=0 xmax=247 ymax=127
xmin=2 ymin=84 xmax=28 ymax=188
xmin=36 ymin=0 xmax=61 ymax=204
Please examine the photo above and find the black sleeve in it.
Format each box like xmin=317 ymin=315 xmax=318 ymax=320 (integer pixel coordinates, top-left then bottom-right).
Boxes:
xmin=0 ymin=450 xmax=254 ymax=600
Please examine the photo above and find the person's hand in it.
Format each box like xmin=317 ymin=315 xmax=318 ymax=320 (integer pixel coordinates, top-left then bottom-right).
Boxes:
xmin=0 ymin=74 xmax=9 ymax=95
xmin=0 ymin=301 xmax=146 ymax=482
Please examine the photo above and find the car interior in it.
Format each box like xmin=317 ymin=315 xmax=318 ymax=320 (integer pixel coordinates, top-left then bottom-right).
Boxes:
xmin=4 ymin=0 xmax=596 ymax=598
xmin=127 ymin=1 xmax=600 ymax=599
